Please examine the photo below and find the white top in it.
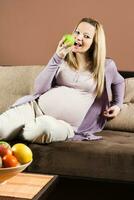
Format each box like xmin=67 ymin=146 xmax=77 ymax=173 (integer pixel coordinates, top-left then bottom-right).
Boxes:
xmin=38 ymin=62 xmax=97 ymax=131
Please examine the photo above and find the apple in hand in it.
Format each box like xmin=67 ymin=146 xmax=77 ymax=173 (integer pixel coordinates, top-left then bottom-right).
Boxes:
xmin=64 ymin=34 xmax=75 ymax=46
xmin=0 ymin=141 xmax=12 ymax=157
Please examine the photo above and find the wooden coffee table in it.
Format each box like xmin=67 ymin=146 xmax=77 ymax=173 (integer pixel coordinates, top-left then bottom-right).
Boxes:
xmin=0 ymin=172 xmax=58 ymax=200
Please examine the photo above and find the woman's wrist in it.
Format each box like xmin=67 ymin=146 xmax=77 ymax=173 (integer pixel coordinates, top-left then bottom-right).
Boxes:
xmin=53 ymin=52 xmax=64 ymax=64
xmin=55 ymin=51 xmax=65 ymax=59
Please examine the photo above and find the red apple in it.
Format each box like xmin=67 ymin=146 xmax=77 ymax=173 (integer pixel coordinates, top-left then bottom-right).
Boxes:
xmin=0 ymin=141 xmax=12 ymax=157
xmin=0 ymin=141 xmax=11 ymax=148
xmin=0 ymin=156 xmax=2 ymax=168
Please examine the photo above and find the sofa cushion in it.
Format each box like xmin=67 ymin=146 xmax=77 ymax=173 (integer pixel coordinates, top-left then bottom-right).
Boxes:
xmin=105 ymin=78 xmax=134 ymax=132
xmin=27 ymin=130 xmax=134 ymax=182
xmin=0 ymin=65 xmax=44 ymax=113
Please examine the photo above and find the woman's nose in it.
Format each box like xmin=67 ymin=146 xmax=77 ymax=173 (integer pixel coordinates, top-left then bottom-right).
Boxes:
xmin=77 ymin=33 xmax=83 ymax=41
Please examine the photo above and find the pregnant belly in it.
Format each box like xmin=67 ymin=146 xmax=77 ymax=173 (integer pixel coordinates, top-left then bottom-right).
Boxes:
xmin=38 ymin=86 xmax=93 ymax=128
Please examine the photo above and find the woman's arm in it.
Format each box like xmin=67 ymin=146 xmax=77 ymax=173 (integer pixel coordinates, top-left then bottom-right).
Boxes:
xmin=110 ymin=60 xmax=125 ymax=108
xmin=33 ymin=36 xmax=73 ymax=95
xmin=33 ymin=53 xmax=63 ymax=95
xmin=11 ymin=37 xmax=72 ymax=108
xmin=104 ymin=60 xmax=125 ymax=118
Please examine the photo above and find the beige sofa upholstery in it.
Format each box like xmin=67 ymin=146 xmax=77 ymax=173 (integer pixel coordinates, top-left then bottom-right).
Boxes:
xmin=0 ymin=65 xmax=134 ymax=182
xmin=105 ymin=77 xmax=134 ymax=132
xmin=0 ymin=65 xmax=44 ymax=113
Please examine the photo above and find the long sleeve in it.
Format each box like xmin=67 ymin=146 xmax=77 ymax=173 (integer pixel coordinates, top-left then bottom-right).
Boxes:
xmin=11 ymin=53 xmax=63 ymax=108
xmin=34 ymin=53 xmax=63 ymax=95
xmin=110 ymin=60 xmax=125 ymax=108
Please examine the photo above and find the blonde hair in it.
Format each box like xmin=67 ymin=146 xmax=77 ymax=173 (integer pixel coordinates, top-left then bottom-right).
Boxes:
xmin=65 ymin=17 xmax=106 ymax=97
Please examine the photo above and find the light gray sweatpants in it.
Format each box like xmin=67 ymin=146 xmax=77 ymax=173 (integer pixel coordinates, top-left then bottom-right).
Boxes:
xmin=0 ymin=101 xmax=74 ymax=143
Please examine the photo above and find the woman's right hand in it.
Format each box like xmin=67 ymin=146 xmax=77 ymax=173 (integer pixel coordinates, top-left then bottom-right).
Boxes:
xmin=56 ymin=36 xmax=73 ymax=59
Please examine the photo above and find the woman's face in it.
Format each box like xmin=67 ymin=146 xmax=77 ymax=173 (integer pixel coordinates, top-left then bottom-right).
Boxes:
xmin=72 ymin=22 xmax=96 ymax=54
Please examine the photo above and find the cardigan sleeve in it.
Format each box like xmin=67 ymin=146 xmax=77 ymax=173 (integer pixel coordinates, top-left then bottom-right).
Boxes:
xmin=33 ymin=53 xmax=63 ymax=95
xmin=110 ymin=60 xmax=125 ymax=108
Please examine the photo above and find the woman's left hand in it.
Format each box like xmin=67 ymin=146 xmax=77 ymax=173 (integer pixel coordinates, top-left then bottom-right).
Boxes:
xmin=103 ymin=105 xmax=121 ymax=118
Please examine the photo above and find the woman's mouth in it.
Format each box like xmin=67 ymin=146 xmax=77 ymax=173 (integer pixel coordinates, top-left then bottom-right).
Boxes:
xmin=74 ymin=41 xmax=82 ymax=48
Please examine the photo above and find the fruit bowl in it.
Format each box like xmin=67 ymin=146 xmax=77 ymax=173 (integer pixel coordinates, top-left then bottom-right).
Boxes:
xmin=0 ymin=161 xmax=32 ymax=184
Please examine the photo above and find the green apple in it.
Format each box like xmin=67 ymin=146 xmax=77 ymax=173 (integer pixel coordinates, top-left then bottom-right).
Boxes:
xmin=64 ymin=34 xmax=75 ymax=46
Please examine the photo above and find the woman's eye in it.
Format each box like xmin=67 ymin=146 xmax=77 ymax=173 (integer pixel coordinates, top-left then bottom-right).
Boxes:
xmin=84 ymin=35 xmax=90 ymax=39
xmin=75 ymin=30 xmax=80 ymax=35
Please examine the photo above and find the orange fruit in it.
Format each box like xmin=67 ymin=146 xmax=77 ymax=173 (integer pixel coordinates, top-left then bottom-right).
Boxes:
xmin=12 ymin=143 xmax=33 ymax=164
xmin=2 ymin=154 xmax=19 ymax=167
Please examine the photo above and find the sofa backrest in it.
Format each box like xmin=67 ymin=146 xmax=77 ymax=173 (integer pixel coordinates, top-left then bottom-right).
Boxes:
xmin=0 ymin=65 xmax=134 ymax=133
xmin=0 ymin=65 xmax=44 ymax=113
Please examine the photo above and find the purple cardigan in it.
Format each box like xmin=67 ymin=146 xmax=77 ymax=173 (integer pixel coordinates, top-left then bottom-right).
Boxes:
xmin=12 ymin=53 xmax=125 ymax=141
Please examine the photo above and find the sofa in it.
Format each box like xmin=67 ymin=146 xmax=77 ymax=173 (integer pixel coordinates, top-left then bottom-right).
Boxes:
xmin=0 ymin=65 xmax=134 ymax=182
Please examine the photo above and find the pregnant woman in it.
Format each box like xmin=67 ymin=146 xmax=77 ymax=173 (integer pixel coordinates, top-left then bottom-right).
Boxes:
xmin=0 ymin=17 xmax=124 ymax=143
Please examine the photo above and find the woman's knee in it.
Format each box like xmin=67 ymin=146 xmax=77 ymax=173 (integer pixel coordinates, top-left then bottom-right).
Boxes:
xmin=0 ymin=128 xmax=9 ymax=140
xmin=0 ymin=108 xmax=23 ymax=140
xmin=22 ymin=115 xmax=74 ymax=143
xmin=22 ymin=116 xmax=52 ymax=142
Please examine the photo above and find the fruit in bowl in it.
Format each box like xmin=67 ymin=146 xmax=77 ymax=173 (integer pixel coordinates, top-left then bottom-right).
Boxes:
xmin=0 ymin=156 xmax=2 ymax=168
xmin=12 ymin=143 xmax=33 ymax=164
xmin=0 ymin=141 xmax=12 ymax=157
xmin=0 ymin=141 xmax=33 ymax=184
